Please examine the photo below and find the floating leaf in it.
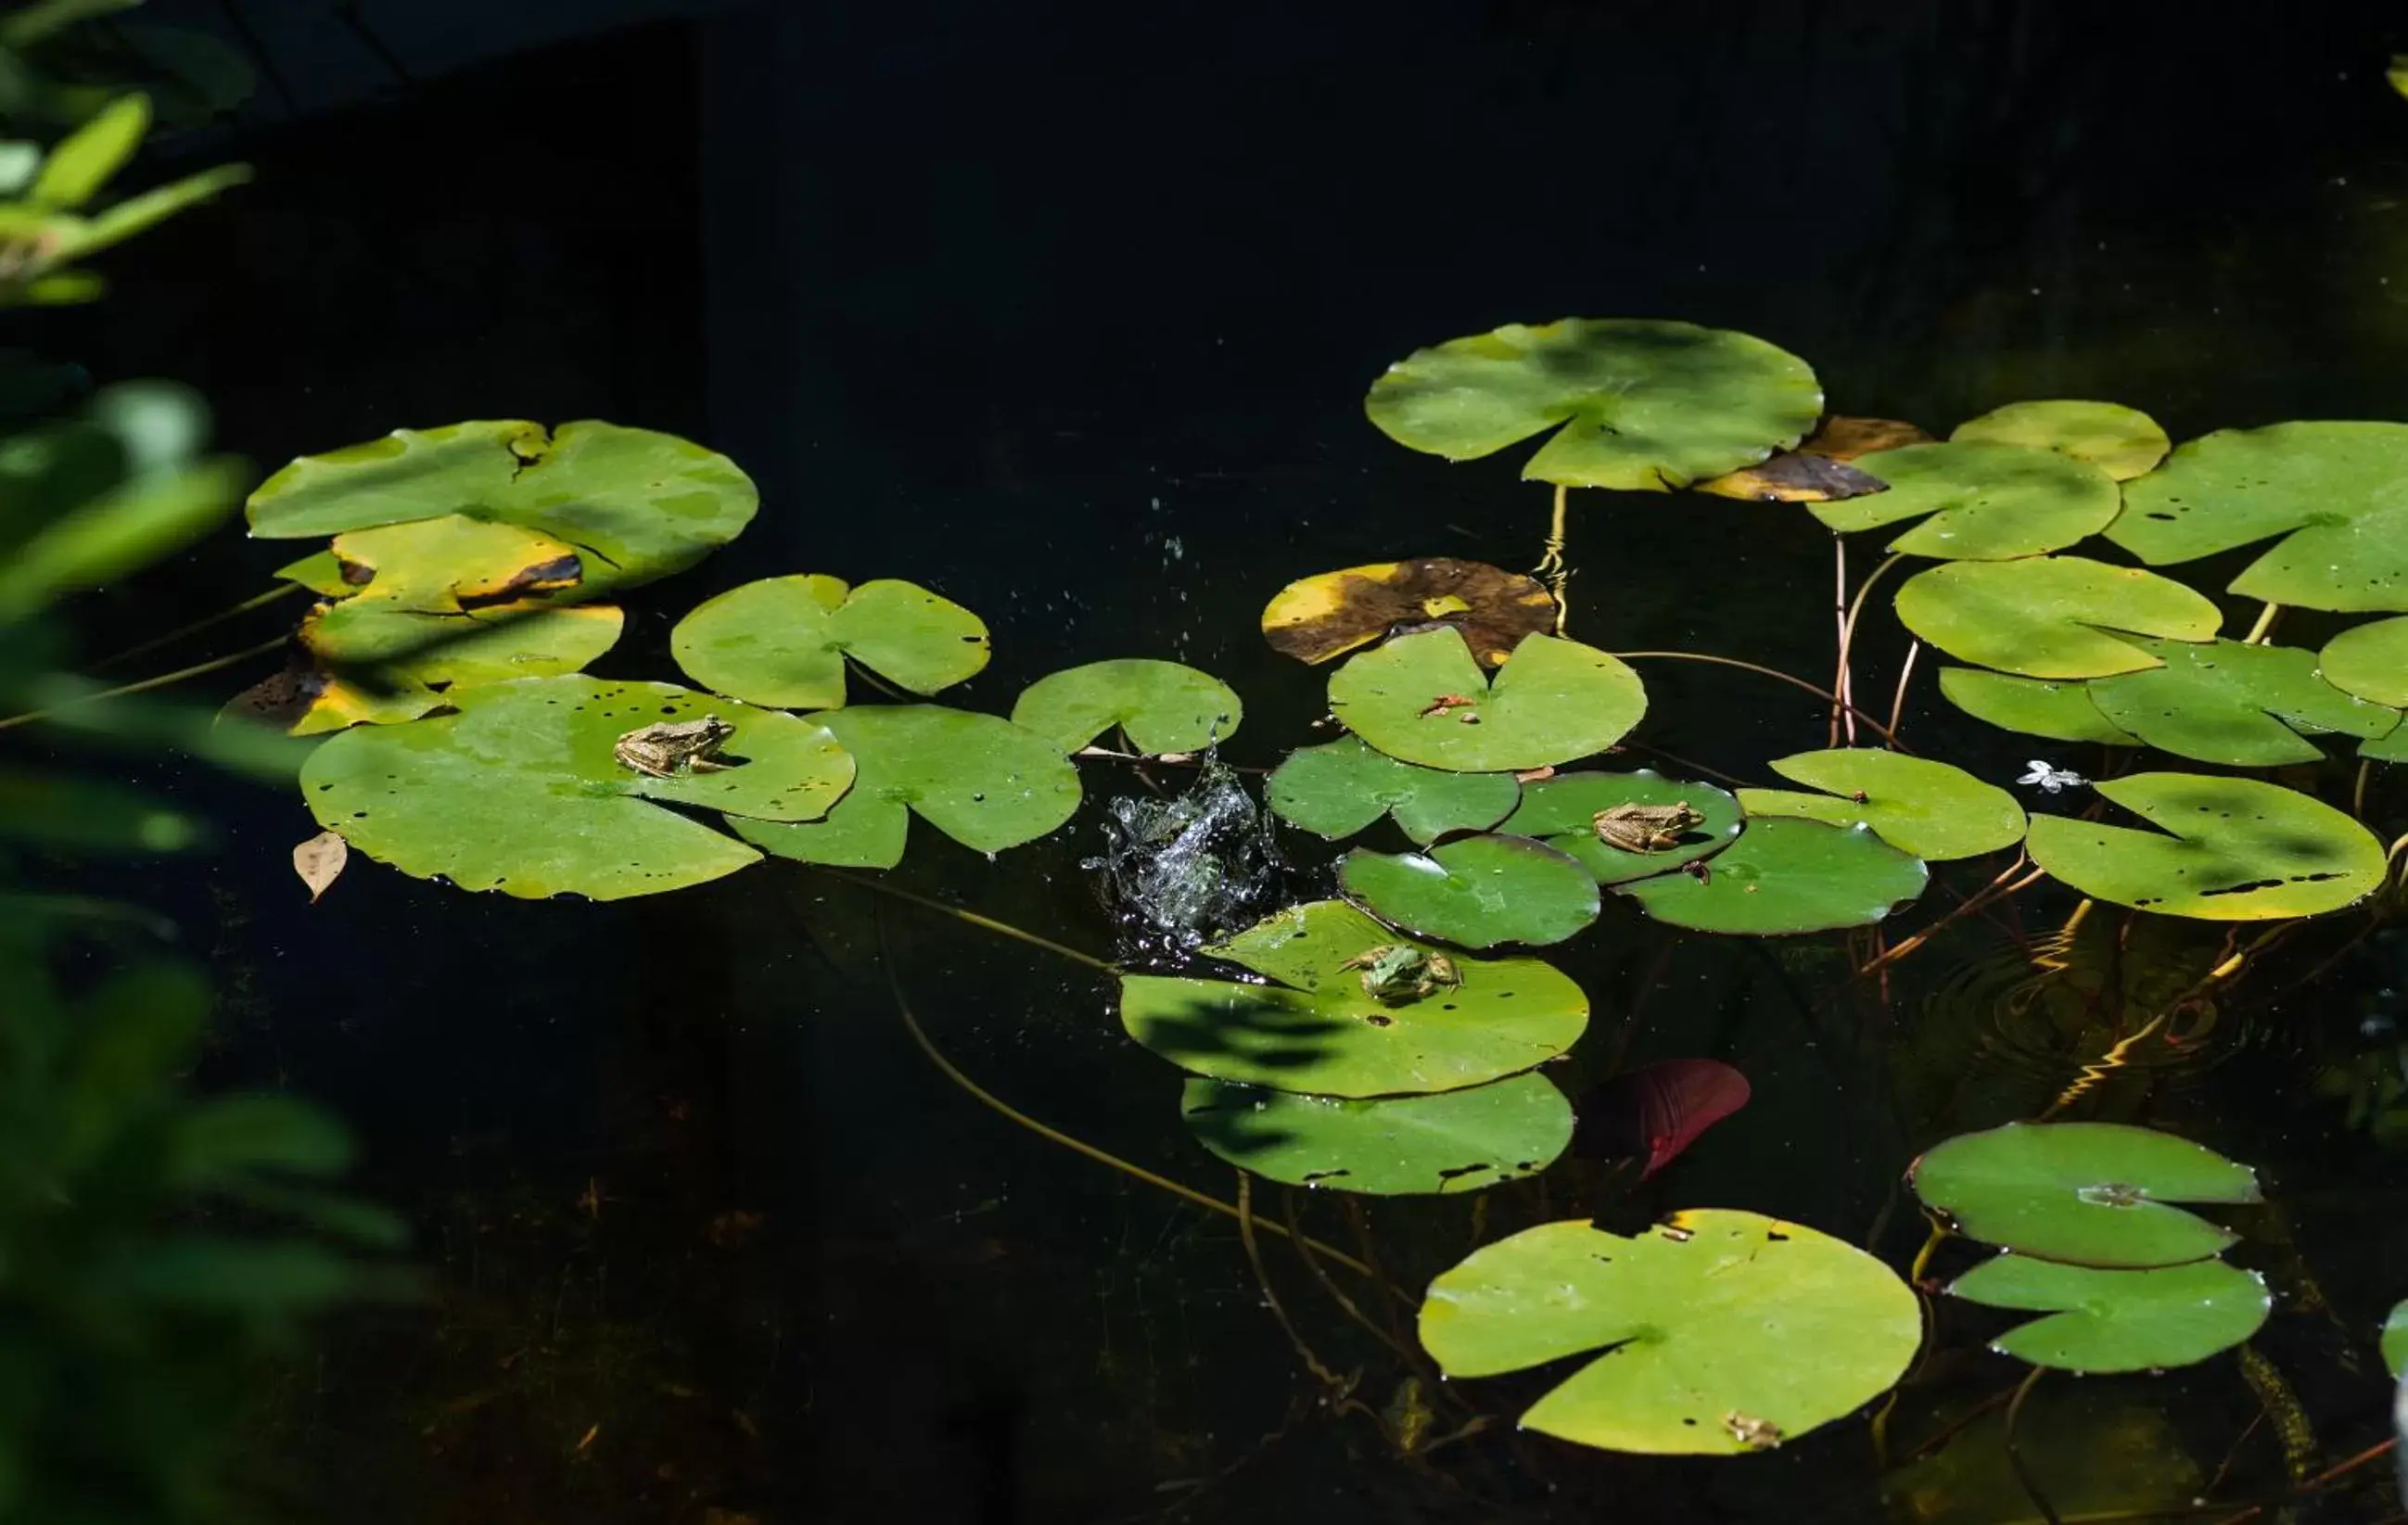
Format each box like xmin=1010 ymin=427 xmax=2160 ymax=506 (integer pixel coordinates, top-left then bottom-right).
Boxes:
xmin=1799 ymin=416 xmax=1935 ymax=461
xmin=1695 ymin=414 xmax=1934 ymax=502
xmin=670 ymin=574 xmax=988 ymax=709
xmin=2083 ymin=638 xmax=2399 ymax=766
xmin=1811 ymin=441 xmax=2121 ymax=560
xmin=2025 ymin=772 xmax=2386 ymax=920
xmin=1892 ymin=555 xmax=2222 ymax=678
xmin=223 ymin=661 xmax=440 ymax=738
xmin=1329 ymin=628 xmax=1645 ymax=772
xmin=1936 ymin=667 xmax=2141 ymax=746
xmin=1908 ymin=1121 xmax=2260 ymax=1267
xmin=1419 ymin=1211 xmax=1920 ymax=1455
xmin=2319 ymin=616 xmax=2408 ymax=707
xmin=2112 ymin=422 xmax=2408 ymax=612
xmin=323 ymin=514 xmax=585 ymax=612
xmin=1950 ymin=400 xmax=2171 ymax=480
xmin=1499 ymin=769 xmax=1740 ymax=883
xmin=1010 ymin=659 xmax=1242 ymax=755
xmin=1260 ymin=558 xmax=1557 ymax=667
xmin=1581 ymin=1060 xmax=1751 ymax=1178
xmin=299 ymin=676 xmax=852 ymax=900
xmin=1617 ymin=818 xmax=1926 ymax=934
xmin=1266 ymin=736 xmax=1520 ymax=845
xmin=1737 ymin=749 xmax=2026 ymax=861
xmin=731 ymin=705 xmax=1079 ymax=870
xmin=1118 ymin=899 xmax=1586 ymax=1098
xmin=1946 ymin=1255 xmax=2269 ymax=1373
xmin=1339 ymin=832 xmax=1600 ymax=948
xmin=1365 ymin=319 xmax=1822 ymax=490
xmin=299 ymin=599 xmax=625 ymax=688
xmin=274 ymin=549 xmax=351 ymax=596
xmin=290 ymin=830 xmax=345 ymax=903
xmin=2385 ymin=1300 xmax=2408 ymax=1378
xmin=1179 ymin=1073 xmax=1573 ymax=1195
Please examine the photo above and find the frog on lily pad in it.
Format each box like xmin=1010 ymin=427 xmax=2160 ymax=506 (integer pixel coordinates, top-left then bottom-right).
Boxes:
xmin=1592 ymin=801 xmax=1706 ymax=853
xmin=1342 ymin=943 xmax=1463 ymax=1005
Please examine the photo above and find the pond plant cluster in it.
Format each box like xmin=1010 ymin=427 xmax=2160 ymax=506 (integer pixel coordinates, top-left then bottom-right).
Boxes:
xmin=223 ymin=316 xmax=2408 ymax=1507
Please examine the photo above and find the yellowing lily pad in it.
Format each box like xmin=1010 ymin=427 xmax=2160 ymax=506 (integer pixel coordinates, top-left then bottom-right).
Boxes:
xmin=2083 ymin=638 xmax=2399 ymax=766
xmin=1418 ymin=1211 xmax=1921 ymax=1455
xmin=2319 ymin=616 xmax=2408 ymax=707
xmin=1936 ymin=667 xmax=2142 ymax=746
xmin=300 ymin=598 xmax=625 ymax=687
xmin=1892 ymin=555 xmax=2223 ymax=678
xmin=2025 ymin=772 xmax=2386 ymax=921
xmin=1908 ymin=1121 xmax=2259 ymax=1267
xmin=1616 ymin=818 xmax=1927 ymax=934
xmin=1811 ymin=441 xmax=2121 ymax=560
xmin=325 ymin=514 xmax=584 ymax=612
xmin=1950 ymin=400 xmax=2171 ymax=480
xmin=1266 ymin=736 xmax=1521 ymax=845
xmin=1498 ymin=769 xmax=1739 ymax=884
xmin=1365 ymin=319 xmax=1822 ymax=490
xmin=1339 ymin=832 xmax=1600 ymax=948
xmin=1260 ymin=558 xmax=1558 ymax=667
xmin=1009 ymin=658 xmax=1241 ymax=755
xmin=1947 ymin=1255 xmax=2269 ymax=1373
xmin=670 ymin=574 xmax=988 ymax=709
xmin=1179 ymin=1073 xmax=1573 ymax=1195
xmin=1737 ymin=749 xmax=2026 ymax=860
xmin=1329 ymin=628 xmax=1646 ymax=772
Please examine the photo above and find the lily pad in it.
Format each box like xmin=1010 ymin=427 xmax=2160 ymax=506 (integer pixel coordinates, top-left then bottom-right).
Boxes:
xmin=1418 ymin=1211 xmax=1921 ymax=1455
xmin=1936 ymin=667 xmax=2142 ymax=746
xmin=1117 ymin=899 xmax=1587 ymax=1098
xmin=1329 ymin=628 xmax=1645 ymax=772
xmin=1009 ymin=658 xmax=1241 ymax=755
xmin=2083 ymin=638 xmax=2399 ymax=766
xmin=670 ymin=574 xmax=988 ymax=709
xmin=2384 ymin=1300 xmax=2408 ymax=1378
xmin=1810 ymin=441 xmax=2121 ymax=560
xmin=246 ymin=420 xmax=758 ymax=595
xmin=274 ymin=549 xmax=353 ymax=597
xmin=1908 ymin=1121 xmax=2260 ymax=1267
xmin=1697 ymin=415 xmax=1931 ymax=500
xmin=731 ymin=705 xmax=1080 ymax=870
xmin=1947 ymin=1255 xmax=2270 ymax=1373
xmin=325 ymin=514 xmax=585 ymax=611
xmin=297 ymin=676 xmax=853 ymax=900
xmin=1950 ymin=400 xmax=2171 ymax=480
xmin=1365 ymin=319 xmax=1822 ymax=490
xmin=1737 ymin=749 xmax=2026 ymax=860
xmin=2112 ymin=422 xmax=2408 ymax=611
xmin=1265 ymin=736 xmax=1521 ymax=845
xmin=1260 ymin=558 xmax=1557 ymax=667
xmin=1498 ymin=769 xmax=1739 ymax=884
xmin=1179 ymin=1073 xmax=1573 ymax=1195
xmin=2025 ymin=772 xmax=2386 ymax=921
xmin=1339 ymin=832 xmax=1600 ymax=948
xmin=299 ymin=599 xmax=625 ymax=688
xmin=2319 ymin=616 xmax=2408 ymax=707
xmin=1892 ymin=555 xmax=2223 ymax=678
xmin=1616 ymin=817 xmax=1927 ymax=934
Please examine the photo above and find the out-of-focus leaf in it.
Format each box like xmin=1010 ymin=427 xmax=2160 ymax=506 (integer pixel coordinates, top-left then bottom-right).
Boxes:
xmin=84 ymin=378 xmax=202 ymax=474
xmin=41 ymin=160 xmax=249 ymax=266
xmin=0 ymin=768 xmax=205 ymax=852
xmin=0 ymin=455 xmax=247 ymax=619
xmin=22 ymin=680 xmax=317 ymax=782
xmin=0 ymin=0 xmax=141 ymax=48
xmin=29 ymin=91 xmax=144 ymax=209
xmin=166 ymin=1096 xmax=353 ymax=1187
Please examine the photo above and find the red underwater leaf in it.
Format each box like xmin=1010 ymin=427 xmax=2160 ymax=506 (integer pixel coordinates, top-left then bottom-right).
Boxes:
xmin=1587 ymin=1059 xmax=1752 ymax=1178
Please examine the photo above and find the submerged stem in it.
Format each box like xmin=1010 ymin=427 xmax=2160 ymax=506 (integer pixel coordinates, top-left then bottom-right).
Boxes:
xmin=2243 ymin=603 xmax=2284 ymax=644
xmin=816 ymin=867 xmax=1118 ymax=973
xmin=91 ymin=583 xmax=305 ymax=671
xmin=0 ymin=634 xmax=288 ymax=733
xmin=1610 ymin=649 xmax=1910 ymax=749
xmin=1887 ymin=639 xmax=1921 ymax=742
xmin=1535 ymin=482 xmax=1572 ymax=634
xmin=2003 ymin=1367 xmax=2062 ymax=1525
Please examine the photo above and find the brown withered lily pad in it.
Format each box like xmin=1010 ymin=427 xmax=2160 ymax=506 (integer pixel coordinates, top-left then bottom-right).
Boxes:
xmin=1695 ymin=416 xmax=1934 ymax=502
xmin=1261 ymin=558 xmax=1559 ymax=667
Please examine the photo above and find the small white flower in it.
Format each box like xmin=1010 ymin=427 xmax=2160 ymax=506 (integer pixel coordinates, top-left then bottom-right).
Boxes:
xmin=2018 ymin=760 xmax=2087 ymax=794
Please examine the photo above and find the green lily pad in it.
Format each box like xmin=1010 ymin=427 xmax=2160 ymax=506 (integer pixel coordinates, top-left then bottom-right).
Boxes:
xmin=1737 ymin=749 xmax=2026 ymax=860
xmin=1617 ymin=817 xmax=1927 ymax=934
xmin=1498 ymin=769 xmax=1740 ymax=884
xmin=1265 ymin=736 xmax=1521 ymax=845
xmin=246 ymin=420 xmax=758 ymax=595
xmin=2083 ymin=638 xmax=2399 ymax=766
xmin=1364 ymin=319 xmax=1822 ymax=490
xmin=1908 ymin=1121 xmax=2260 ymax=1267
xmin=1009 ymin=658 xmax=1242 ymax=755
xmin=1949 ymin=400 xmax=2171 ymax=480
xmin=1117 ymin=899 xmax=1586 ymax=1098
xmin=670 ymin=574 xmax=988 ymax=709
xmin=1946 ymin=1255 xmax=2270 ymax=1373
xmin=1418 ymin=1211 xmax=1920 ymax=1455
xmin=1329 ymin=628 xmax=1646 ymax=772
xmin=298 ymin=676 xmax=853 ymax=900
xmin=1892 ymin=555 xmax=2223 ymax=678
xmin=731 ymin=705 xmax=1080 ymax=870
xmin=1339 ymin=833 xmax=1600 ymax=948
xmin=1179 ymin=1073 xmax=1573 ymax=1195
xmin=2319 ymin=616 xmax=2408 ymax=707
xmin=299 ymin=599 xmax=625 ymax=689
xmin=274 ymin=548 xmax=353 ymax=597
xmin=1810 ymin=441 xmax=2121 ymax=560
xmin=2384 ymin=1300 xmax=2408 ymax=1378
xmin=2112 ymin=422 xmax=2408 ymax=611
xmin=2025 ymin=772 xmax=2386 ymax=921
xmin=1936 ymin=667 xmax=2142 ymax=746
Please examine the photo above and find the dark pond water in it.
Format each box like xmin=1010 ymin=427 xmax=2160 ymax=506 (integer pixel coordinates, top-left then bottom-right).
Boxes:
xmin=49 ymin=2 xmax=2408 ymax=1519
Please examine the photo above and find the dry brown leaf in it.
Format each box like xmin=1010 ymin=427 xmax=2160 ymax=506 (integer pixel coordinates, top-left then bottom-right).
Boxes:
xmin=1693 ymin=415 xmax=1934 ymax=502
xmin=292 ymin=829 xmax=348 ymax=903
xmin=1260 ymin=558 xmax=1558 ymax=667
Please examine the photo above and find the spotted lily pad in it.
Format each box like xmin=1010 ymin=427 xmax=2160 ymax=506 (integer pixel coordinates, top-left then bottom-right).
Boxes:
xmin=1892 ymin=555 xmax=2223 ymax=678
xmin=1329 ymin=628 xmax=1646 ymax=772
xmin=1738 ymin=749 xmax=2026 ymax=861
xmin=1936 ymin=667 xmax=2142 ymax=746
xmin=1947 ymin=1255 xmax=2269 ymax=1373
xmin=1339 ymin=833 xmax=1600 ymax=948
xmin=1908 ymin=1121 xmax=2260 ymax=1267
xmin=1259 ymin=558 xmax=1557 ymax=667
xmin=1117 ymin=899 xmax=1586 ymax=1098
xmin=1498 ymin=769 xmax=1739 ymax=884
xmin=1810 ymin=441 xmax=2121 ymax=560
xmin=1365 ymin=319 xmax=1822 ymax=490
xmin=731 ymin=705 xmax=1079 ymax=870
xmin=1179 ymin=1073 xmax=1573 ymax=1195
xmin=1418 ymin=1211 xmax=1920 ymax=1455
xmin=297 ymin=676 xmax=853 ymax=900
xmin=1950 ymin=400 xmax=2171 ymax=480
xmin=2319 ymin=617 xmax=2408 ymax=707
xmin=1265 ymin=736 xmax=1521 ymax=845
xmin=670 ymin=574 xmax=988 ymax=710
xmin=1616 ymin=818 xmax=1926 ymax=934
xmin=1009 ymin=658 xmax=1241 ymax=755
xmin=2025 ymin=772 xmax=2386 ymax=921
xmin=2083 ymin=639 xmax=2399 ymax=766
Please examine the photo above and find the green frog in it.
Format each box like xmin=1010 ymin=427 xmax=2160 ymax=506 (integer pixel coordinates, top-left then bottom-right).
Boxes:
xmin=1342 ymin=944 xmax=1461 ymax=1005
xmin=1592 ymin=801 xmax=1704 ymax=853
xmin=614 ymin=716 xmax=738 ymax=778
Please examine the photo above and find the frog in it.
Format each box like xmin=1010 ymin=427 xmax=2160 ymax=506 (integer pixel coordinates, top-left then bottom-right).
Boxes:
xmin=1721 ymin=1410 xmax=1782 ymax=1450
xmin=1341 ymin=943 xmax=1461 ymax=1005
xmin=613 ymin=716 xmax=738 ymax=778
xmin=1592 ymin=801 xmax=1705 ymax=853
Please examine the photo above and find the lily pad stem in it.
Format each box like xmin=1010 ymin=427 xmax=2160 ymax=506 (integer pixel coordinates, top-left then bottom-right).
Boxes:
xmin=1235 ymin=1170 xmax=1369 ymax=1397
xmin=0 ymin=633 xmax=287 ymax=733
xmin=1852 ymin=859 xmax=2043 ymax=980
xmin=819 ymin=867 xmax=1118 ymax=973
xmin=1886 ymin=640 xmax=1921 ymax=741
xmin=1535 ymin=483 xmax=1572 ymax=633
xmin=2243 ymin=603 xmax=2283 ymax=644
xmin=2003 ymin=1366 xmax=2063 ymax=1525
xmin=90 ymin=583 xmax=305 ymax=671
xmin=1610 ymin=650 xmax=1910 ymax=750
